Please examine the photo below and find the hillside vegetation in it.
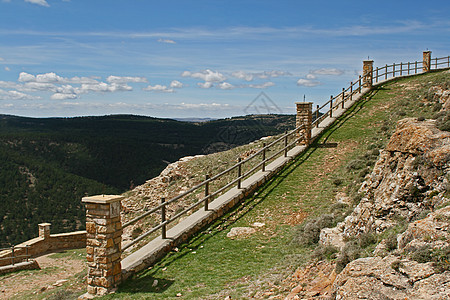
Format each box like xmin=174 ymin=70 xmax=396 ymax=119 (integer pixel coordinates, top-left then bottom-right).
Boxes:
xmin=0 ymin=114 xmax=294 ymax=245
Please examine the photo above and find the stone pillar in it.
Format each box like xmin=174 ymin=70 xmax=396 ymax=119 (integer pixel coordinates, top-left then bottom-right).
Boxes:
xmin=38 ymin=223 xmax=51 ymax=239
xmin=423 ymin=50 xmax=431 ymax=72
xmin=82 ymin=195 xmax=123 ymax=297
xmin=363 ymin=60 xmax=374 ymax=88
xmin=296 ymin=102 xmax=312 ymax=145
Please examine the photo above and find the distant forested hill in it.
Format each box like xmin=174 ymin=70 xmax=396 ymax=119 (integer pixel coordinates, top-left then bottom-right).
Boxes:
xmin=0 ymin=114 xmax=294 ymax=245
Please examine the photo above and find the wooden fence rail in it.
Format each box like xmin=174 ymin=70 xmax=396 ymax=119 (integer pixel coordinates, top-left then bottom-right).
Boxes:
xmin=122 ymin=125 xmax=305 ymax=251
xmin=0 ymin=245 xmax=30 ymax=266
xmin=310 ymin=55 xmax=450 ymax=125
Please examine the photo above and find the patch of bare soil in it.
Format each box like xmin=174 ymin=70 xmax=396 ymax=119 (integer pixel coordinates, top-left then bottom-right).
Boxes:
xmin=0 ymin=252 xmax=86 ymax=299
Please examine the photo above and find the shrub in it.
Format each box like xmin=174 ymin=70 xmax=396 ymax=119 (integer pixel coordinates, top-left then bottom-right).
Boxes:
xmin=332 ymin=178 xmax=343 ymax=186
xmin=336 ymin=241 xmax=361 ymax=273
xmin=384 ymin=233 xmax=398 ymax=251
xmin=293 ymin=214 xmax=335 ymax=245
xmin=410 ymin=245 xmax=432 ymax=263
xmin=312 ymin=245 xmax=339 ymax=261
xmin=346 ymin=159 xmax=365 ymax=171
xmin=359 ymin=168 xmax=370 ymax=178
xmin=358 ymin=230 xmax=378 ymax=249
xmin=432 ymin=246 xmax=450 ymax=272
xmin=432 ymin=102 xmax=442 ymax=112
xmin=391 ymin=260 xmax=403 ymax=272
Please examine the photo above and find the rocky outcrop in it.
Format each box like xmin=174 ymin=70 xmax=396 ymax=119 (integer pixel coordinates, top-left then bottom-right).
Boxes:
xmin=316 ymin=82 xmax=450 ymax=299
xmin=320 ymin=118 xmax=450 ymax=249
xmin=328 ymin=205 xmax=450 ymax=299
xmin=330 ymin=255 xmax=450 ymax=299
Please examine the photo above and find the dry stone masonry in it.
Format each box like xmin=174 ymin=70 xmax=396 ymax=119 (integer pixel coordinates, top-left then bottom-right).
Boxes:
xmin=363 ymin=60 xmax=374 ymax=88
xmin=423 ymin=50 xmax=432 ymax=72
xmin=82 ymin=195 xmax=123 ymax=297
xmin=296 ymin=102 xmax=312 ymax=145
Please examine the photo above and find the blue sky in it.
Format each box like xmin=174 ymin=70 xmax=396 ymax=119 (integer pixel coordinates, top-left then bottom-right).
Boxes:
xmin=0 ymin=0 xmax=449 ymax=119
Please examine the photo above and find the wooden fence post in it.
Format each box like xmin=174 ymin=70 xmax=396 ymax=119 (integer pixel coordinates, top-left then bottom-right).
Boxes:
xmin=329 ymin=96 xmax=333 ymax=118
xmin=262 ymin=143 xmax=266 ymax=172
xmin=161 ymin=198 xmax=166 ymax=239
xmin=204 ymin=175 xmax=209 ymax=211
xmin=237 ymin=158 xmax=242 ymax=188
xmin=358 ymin=75 xmax=362 ymax=92
xmin=284 ymin=131 xmax=288 ymax=157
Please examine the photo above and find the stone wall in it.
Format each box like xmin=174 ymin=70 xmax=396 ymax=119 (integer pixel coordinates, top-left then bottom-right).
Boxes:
xmin=0 ymin=224 xmax=86 ymax=267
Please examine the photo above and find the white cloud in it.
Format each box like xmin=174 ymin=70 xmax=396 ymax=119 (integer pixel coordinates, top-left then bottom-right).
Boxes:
xmin=80 ymin=82 xmax=132 ymax=93
xmin=143 ymin=84 xmax=174 ymax=93
xmin=106 ymin=75 xmax=147 ymax=84
xmin=0 ymin=81 xmax=22 ymax=90
xmin=51 ymin=93 xmax=78 ymax=100
xmin=247 ymin=82 xmax=275 ymax=89
xmin=25 ymin=0 xmax=50 ymax=7
xmin=4 ymin=67 xmax=10 ymax=71
xmin=18 ymin=72 xmax=36 ymax=82
xmin=197 ymin=82 xmax=214 ymax=89
xmin=19 ymin=72 xmax=99 ymax=84
xmin=175 ymin=102 xmax=230 ymax=109
xmin=157 ymin=38 xmax=176 ymax=44
xmin=297 ymin=78 xmax=321 ymax=87
xmin=306 ymin=74 xmax=316 ymax=80
xmin=22 ymin=82 xmax=58 ymax=92
xmin=231 ymin=70 xmax=291 ymax=81
xmin=170 ymin=80 xmax=183 ymax=88
xmin=231 ymin=71 xmax=254 ymax=82
xmin=0 ymin=88 xmax=40 ymax=100
xmin=310 ymin=68 xmax=344 ymax=76
xmin=218 ymin=82 xmax=235 ymax=90
xmin=0 ymin=57 xmax=4 ymax=61
xmin=182 ymin=69 xmax=226 ymax=83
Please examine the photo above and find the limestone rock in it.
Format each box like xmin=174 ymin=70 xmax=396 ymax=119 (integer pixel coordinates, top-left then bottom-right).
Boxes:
xmin=320 ymin=118 xmax=450 ymax=249
xmin=329 ymin=256 xmax=449 ymax=299
xmin=398 ymin=205 xmax=450 ymax=251
xmin=226 ymin=227 xmax=256 ymax=238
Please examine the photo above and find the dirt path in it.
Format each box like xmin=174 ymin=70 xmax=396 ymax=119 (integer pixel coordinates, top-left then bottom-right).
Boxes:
xmin=0 ymin=251 xmax=86 ymax=299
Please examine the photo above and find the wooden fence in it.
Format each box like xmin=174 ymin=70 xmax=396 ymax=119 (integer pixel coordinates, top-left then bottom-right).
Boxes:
xmin=121 ymin=53 xmax=450 ymax=253
xmin=0 ymin=245 xmax=30 ymax=266
xmin=121 ymin=125 xmax=305 ymax=251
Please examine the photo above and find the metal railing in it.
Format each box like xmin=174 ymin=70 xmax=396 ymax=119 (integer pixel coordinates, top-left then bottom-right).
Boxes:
xmin=122 ymin=125 xmax=305 ymax=251
xmin=0 ymin=245 xmax=30 ymax=266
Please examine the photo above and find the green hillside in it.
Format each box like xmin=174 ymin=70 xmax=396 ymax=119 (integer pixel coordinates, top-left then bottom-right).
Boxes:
xmin=0 ymin=114 xmax=295 ymax=245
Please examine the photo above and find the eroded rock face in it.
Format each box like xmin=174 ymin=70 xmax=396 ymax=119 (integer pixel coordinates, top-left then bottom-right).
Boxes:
xmin=398 ymin=205 xmax=450 ymax=252
xmin=329 ymin=256 xmax=450 ymax=300
xmin=320 ymin=118 xmax=450 ymax=249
